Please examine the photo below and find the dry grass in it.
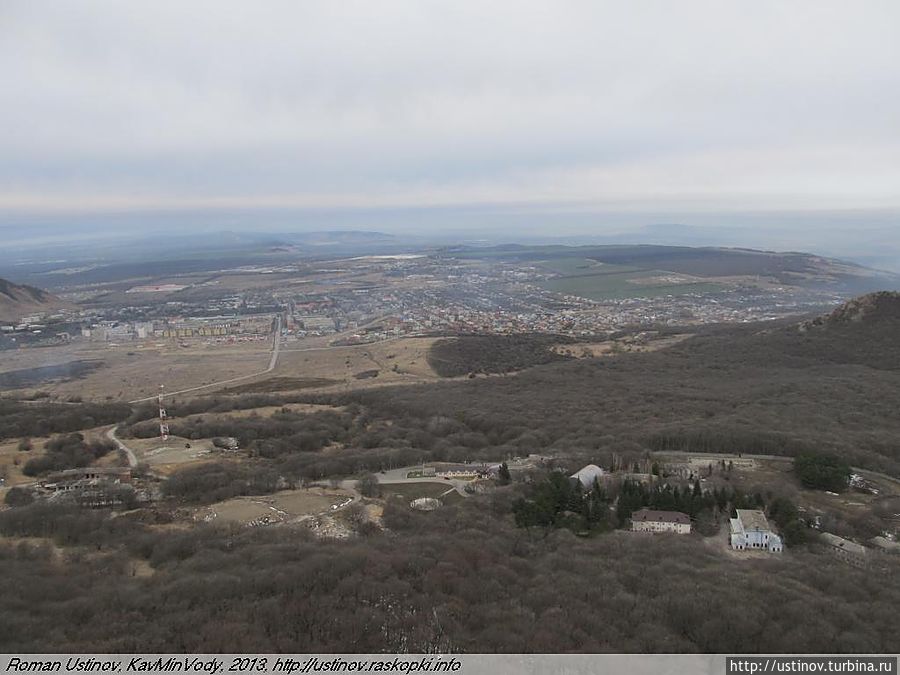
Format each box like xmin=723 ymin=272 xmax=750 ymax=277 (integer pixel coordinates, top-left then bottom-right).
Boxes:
xmin=0 ymin=334 xmax=442 ymax=402
xmin=269 ymin=336 xmax=441 ymax=392
xmin=0 ymin=437 xmax=48 ymax=487
xmin=0 ymin=339 xmax=273 ymax=401
xmin=178 ymin=403 xmax=341 ymax=422
xmin=195 ymin=487 xmax=354 ymax=525
xmin=124 ymin=435 xmax=218 ymax=474
xmin=552 ymin=342 xmax=613 ymax=357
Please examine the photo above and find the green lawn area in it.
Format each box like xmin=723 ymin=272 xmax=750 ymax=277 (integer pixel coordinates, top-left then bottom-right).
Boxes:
xmin=540 ymin=268 xmax=725 ymax=300
xmin=536 ymin=258 xmax=642 ymax=277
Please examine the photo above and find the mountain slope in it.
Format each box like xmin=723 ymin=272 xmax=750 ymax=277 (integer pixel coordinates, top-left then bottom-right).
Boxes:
xmin=805 ymin=291 xmax=900 ymax=327
xmin=0 ymin=277 xmax=67 ymax=322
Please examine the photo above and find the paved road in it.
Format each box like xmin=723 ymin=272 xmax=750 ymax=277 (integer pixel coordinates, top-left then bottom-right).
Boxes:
xmin=106 ymin=425 xmax=138 ymax=469
xmin=128 ymin=316 xmax=282 ymax=403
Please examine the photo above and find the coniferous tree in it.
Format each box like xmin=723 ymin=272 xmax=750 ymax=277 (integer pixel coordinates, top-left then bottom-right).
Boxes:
xmin=498 ymin=462 xmax=511 ymax=484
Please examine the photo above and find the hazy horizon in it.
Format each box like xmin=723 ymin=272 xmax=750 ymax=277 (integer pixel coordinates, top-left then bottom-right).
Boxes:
xmin=2 ymin=204 xmax=899 ymax=272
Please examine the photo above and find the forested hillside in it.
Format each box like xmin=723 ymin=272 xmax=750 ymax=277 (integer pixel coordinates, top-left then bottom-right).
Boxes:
xmin=1 ymin=498 xmax=897 ymax=653
xmin=427 ymin=334 xmax=574 ymax=377
xmin=332 ymin=295 xmax=900 ymax=476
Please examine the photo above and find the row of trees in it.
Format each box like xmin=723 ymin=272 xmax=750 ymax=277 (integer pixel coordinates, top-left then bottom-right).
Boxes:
xmin=0 ymin=399 xmax=131 ymax=440
xmin=128 ymin=407 xmax=353 ymax=455
xmin=615 ymin=478 xmax=716 ymax=523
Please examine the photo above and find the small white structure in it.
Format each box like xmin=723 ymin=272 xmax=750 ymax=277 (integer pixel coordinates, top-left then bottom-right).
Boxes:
xmin=730 ymin=509 xmax=783 ymax=552
xmin=410 ymin=497 xmax=441 ymax=511
xmin=570 ymin=464 xmax=606 ymax=489
xmin=631 ymin=509 xmax=691 ymax=534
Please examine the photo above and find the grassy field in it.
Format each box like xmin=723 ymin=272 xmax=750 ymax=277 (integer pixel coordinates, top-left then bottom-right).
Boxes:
xmin=540 ymin=266 xmax=725 ymax=300
xmin=537 ymin=258 xmax=642 ymax=277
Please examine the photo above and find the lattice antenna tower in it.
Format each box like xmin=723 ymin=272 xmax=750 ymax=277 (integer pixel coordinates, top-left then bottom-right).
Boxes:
xmin=158 ymin=385 xmax=170 ymax=441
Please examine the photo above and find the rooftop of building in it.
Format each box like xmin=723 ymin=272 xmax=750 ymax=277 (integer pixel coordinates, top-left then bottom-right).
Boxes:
xmin=821 ymin=533 xmax=867 ymax=557
xmin=735 ymin=509 xmax=772 ymax=532
xmin=632 ymin=509 xmax=691 ymax=525
xmin=571 ymin=464 xmax=606 ymax=487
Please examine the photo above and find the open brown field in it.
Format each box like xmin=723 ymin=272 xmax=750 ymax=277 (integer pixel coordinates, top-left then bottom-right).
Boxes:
xmin=0 ymin=334 xmax=444 ymax=403
xmin=552 ymin=342 xmax=614 ymax=357
xmin=0 ymin=339 xmax=273 ymax=401
xmin=196 ymin=486 xmax=354 ymax=526
xmin=552 ymin=334 xmax=693 ymax=358
xmin=219 ymin=377 xmax=339 ymax=394
xmin=265 ymin=336 xmax=442 ymax=392
xmin=125 ymin=435 xmax=218 ymax=474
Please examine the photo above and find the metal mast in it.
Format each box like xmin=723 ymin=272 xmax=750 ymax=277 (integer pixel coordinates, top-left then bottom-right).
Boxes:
xmin=158 ymin=385 xmax=169 ymax=441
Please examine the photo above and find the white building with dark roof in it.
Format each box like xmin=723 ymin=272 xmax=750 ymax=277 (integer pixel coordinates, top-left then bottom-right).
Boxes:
xmin=631 ymin=509 xmax=691 ymax=534
xmin=730 ymin=509 xmax=783 ymax=552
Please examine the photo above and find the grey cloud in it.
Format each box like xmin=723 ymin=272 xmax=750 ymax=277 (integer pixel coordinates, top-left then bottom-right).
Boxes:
xmin=0 ymin=0 xmax=898 ymax=213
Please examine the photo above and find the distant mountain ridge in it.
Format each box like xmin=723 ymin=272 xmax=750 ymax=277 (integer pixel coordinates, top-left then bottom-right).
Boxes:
xmin=0 ymin=277 xmax=66 ymax=322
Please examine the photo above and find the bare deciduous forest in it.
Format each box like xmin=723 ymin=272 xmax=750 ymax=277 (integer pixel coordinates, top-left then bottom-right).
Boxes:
xmin=1 ymin=498 xmax=897 ymax=653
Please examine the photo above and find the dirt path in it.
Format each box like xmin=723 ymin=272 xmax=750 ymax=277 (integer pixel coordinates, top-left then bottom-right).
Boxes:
xmin=106 ymin=425 xmax=138 ymax=469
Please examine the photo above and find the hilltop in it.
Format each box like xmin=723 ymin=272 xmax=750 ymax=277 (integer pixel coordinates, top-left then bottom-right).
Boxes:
xmin=0 ymin=278 xmax=67 ymax=322
xmin=804 ymin=291 xmax=900 ymax=327
xmin=773 ymin=291 xmax=900 ymax=370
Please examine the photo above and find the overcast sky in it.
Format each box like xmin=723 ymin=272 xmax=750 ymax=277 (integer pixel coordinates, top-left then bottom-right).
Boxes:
xmin=1 ymin=1 xmax=899 ymax=224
